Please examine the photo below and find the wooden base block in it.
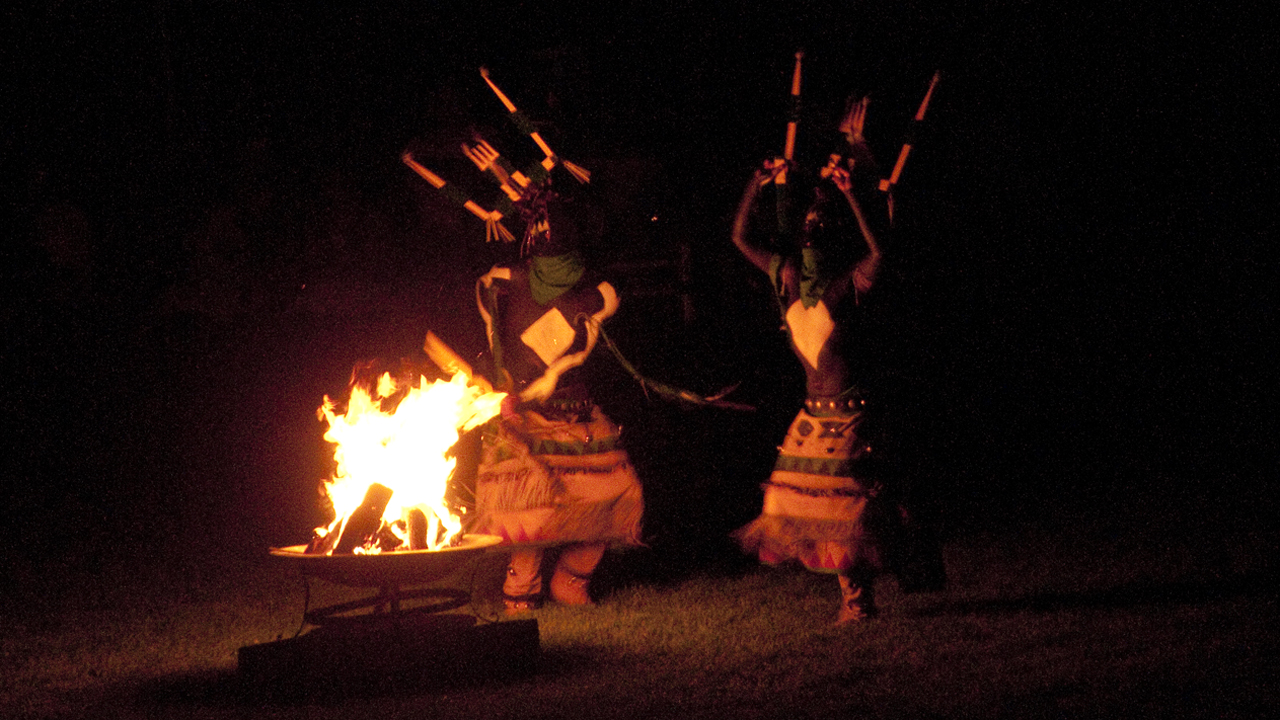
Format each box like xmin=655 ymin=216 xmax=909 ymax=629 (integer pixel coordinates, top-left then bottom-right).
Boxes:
xmin=237 ymin=615 xmax=538 ymax=700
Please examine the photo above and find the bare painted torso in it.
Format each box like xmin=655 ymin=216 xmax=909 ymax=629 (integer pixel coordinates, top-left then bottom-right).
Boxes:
xmin=775 ymin=260 xmax=870 ymax=399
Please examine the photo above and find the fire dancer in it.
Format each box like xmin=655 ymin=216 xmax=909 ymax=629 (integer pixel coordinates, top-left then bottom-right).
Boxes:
xmin=469 ymin=179 xmax=644 ymax=613
xmin=729 ymin=94 xmax=896 ymax=624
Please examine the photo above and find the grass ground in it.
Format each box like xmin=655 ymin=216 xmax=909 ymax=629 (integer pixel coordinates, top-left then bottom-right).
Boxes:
xmin=2 ymin=484 xmax=1273 ymax=720
xmin=5 ymin=275 xmax=1273 ymax=719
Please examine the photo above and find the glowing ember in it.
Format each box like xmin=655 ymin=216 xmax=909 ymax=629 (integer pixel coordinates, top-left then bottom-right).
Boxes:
xmin=311 ymin=370 xmax=506 ymax=554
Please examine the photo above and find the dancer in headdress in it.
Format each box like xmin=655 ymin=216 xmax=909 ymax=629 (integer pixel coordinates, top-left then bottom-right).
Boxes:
xmin=405 ymin=69 xmax=642 ymax=612
xmin=731 ymin=69 xmax=942 ymax=623
xmin=469 ymin=178 xmax=644 ymax=612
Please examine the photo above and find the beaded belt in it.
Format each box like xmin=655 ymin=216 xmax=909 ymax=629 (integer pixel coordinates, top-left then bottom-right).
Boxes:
xmin=805 ymin=394 xmax=867 ymax=417
xmin=534 ymin=397 xmax=593 ymax=420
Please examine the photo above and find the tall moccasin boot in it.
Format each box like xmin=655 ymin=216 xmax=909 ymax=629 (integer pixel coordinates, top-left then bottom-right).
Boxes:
xmin=503 ymin=548 xmax=545 ymax=614
xmin=549 ymin=543 xmax=606 ymax=606
xmin=836 ymin=572 xmax=878 ymax=625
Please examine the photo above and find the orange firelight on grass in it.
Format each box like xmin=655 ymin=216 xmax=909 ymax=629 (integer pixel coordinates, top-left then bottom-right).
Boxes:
xmin=313 ymin=369 xmax=506 ymax=553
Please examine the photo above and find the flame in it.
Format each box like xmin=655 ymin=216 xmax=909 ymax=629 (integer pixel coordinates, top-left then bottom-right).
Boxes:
xmin=315 ymin=370 xmax=506 ymax=553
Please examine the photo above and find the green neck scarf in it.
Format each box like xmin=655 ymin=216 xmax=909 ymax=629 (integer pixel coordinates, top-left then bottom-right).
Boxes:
xmin=798 ymin=247 xmax=830 ymax=308
xmin=529 ymin=252 xmax=585 ymax=305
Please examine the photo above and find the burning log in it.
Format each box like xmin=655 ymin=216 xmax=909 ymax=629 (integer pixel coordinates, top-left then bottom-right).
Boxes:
xmin=334 ymin=483 xmax=394 ymax=554
xmin=406 ymin=508 xmax=430 ymax=550
xmin=376 ymin=522 xmax=406 ymax=553
xmin=305 ymin=527 xmax=336 ymax=555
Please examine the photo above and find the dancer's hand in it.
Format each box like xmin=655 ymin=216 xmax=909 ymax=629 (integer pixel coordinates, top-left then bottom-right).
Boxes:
xmin=829 ymin=164 xmax=853 ymax=193
xmin=756 ymin=158 xmax=789 ymax=186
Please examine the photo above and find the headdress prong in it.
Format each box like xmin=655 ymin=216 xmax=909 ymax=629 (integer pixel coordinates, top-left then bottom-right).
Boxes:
xmin=479 ymin=67 xmax=591 ymax=184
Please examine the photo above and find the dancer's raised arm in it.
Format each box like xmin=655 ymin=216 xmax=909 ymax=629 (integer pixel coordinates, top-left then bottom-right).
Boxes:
xmin=829 ymin=165 xmax=882 ymax=295
xmin=730 ymin=163 xmax=786 ymax=273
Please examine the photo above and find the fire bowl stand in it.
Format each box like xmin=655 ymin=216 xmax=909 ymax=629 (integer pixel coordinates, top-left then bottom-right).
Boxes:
xmin=300 ymin=582 xmax=473 ymax=626
xmin=238 ymin=542 xmax=538 ymax=700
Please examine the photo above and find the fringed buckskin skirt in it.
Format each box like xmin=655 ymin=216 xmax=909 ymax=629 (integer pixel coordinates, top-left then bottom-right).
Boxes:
xmin=734 ymin=407 xmax=884 ymax=574
xmin=470 ymin=404 xmax=643 ymax=548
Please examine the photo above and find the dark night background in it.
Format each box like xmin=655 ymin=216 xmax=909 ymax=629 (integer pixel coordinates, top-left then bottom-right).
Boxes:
xmin=1 ymin=1 xmax=1274 ymax=585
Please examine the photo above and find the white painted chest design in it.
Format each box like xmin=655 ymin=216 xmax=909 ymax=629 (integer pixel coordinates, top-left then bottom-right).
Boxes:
xmin=785 ymin=300 xmax=835 ymax=370
xmin=520 ymin=307 xmax=576 ymax=366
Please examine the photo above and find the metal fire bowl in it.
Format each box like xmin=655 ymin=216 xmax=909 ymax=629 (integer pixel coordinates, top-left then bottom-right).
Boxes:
xmin=270 ymin=533 xmax=504 ymax=588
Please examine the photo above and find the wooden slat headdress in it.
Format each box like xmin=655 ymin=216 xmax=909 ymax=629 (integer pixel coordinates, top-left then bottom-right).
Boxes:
xmin=816 ymin=71 xmax=941 ymax=226
xmin=401 ymin=152 xmax=516 ymax=243
xmin=877 ymin=72 xmax=940 ymax=224
xmin=402 ymin=67 xmax=593 ymax=246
